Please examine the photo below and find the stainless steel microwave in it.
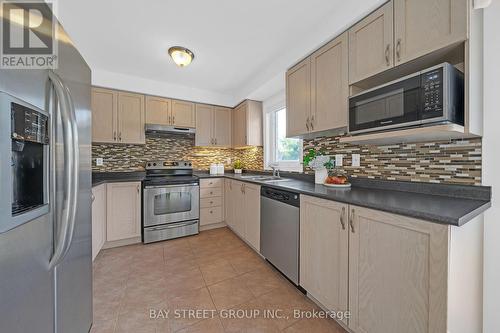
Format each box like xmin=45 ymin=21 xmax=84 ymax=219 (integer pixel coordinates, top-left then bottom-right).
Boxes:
xmin=349 ymin=63 xmax=464 ymax=135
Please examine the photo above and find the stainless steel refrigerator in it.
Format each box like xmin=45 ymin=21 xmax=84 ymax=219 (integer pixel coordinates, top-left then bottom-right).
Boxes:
xmin=0 ymin=4 xmax=93 ymax=333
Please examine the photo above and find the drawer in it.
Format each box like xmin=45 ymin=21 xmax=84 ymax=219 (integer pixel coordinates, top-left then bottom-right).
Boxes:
xmin=200 ymin=197 xmax=222 ymax=208
xmin=200 ymin=206 xmax=223 ymax=226
xmin=200 ymin=178 xmax=223 ymax=188
xmin=200 ymin=187 xmax=222 ymax=198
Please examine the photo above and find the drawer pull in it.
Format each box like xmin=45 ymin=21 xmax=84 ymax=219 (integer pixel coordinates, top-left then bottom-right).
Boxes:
xmin=210 ymin=210 xmax=213 ymax=214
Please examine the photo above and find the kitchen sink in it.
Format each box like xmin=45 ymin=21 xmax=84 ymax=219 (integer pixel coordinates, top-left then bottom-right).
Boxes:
xmin=239 ymin=175 xmax=290 ymax=182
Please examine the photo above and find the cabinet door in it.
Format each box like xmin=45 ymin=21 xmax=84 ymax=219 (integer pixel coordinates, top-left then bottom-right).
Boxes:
xmin=145 ymin=96 xmax=171 ymax=125
xmin=232 ymin=103 xmax=247 ymax=147
xmin=172 ymin=100 xmax=196 ymax=128
xmin=286 ymin=58 xmax=311 ymax=137
xmin=300 ymin=195 xmax=348 ymax=325
xmin=311 ymin=32 xmax=348 ymax=133
xmin=232 ymin=181 xmax=246 ymax=237
xmin=224 ymin=180 xmax=234 ymax=228
xmin=348 ymin=206 xmax=448 ymax=333
xmin=394 ymin=0 xmax=467 ymax=65
xmin=91 ymin=87 xmax=117 ymax=143
xmin=243 ymin=183 xmax=260 ymax=251
xmin=106 ymin=182 xmax=141 ymax=242
xmin=195 ymin=104 xmax=214 ymax=146
xmin=117 ymin=92 xmax=145 ymax=144
xmin=91 ymin=184 xmax=106 ymax=261
xmin=245 ymin=101 xmax=263 ymax=146
xmin=349 ymin=1 xmax=394 ymax=84
xmin=213 ymin=106 xmax=232 ymax=147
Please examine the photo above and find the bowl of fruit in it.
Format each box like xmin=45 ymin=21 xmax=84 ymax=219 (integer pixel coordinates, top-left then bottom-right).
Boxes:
xmin=324 ymin=175 xmax=351 ymax=188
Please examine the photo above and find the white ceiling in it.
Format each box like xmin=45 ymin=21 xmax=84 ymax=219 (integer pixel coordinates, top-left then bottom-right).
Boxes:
xmin=57 ymin=0 xmax=384 ymax=106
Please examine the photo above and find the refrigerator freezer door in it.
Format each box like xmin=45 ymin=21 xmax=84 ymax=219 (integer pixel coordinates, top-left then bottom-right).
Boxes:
xmin=0 ymin=70 xmax=55 ymax=332
xmin=52 ymin=22 xmax=93 ymax=333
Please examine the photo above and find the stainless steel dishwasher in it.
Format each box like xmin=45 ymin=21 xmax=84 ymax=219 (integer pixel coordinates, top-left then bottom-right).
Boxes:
xmin=260 ymin=186 xmax=300 ymax=285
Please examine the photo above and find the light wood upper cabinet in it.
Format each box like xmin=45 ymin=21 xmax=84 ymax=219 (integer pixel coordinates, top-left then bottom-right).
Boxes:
xmin=394 ymin=0 xmax=467 ymax=65
xmin=213 ymin=106 xmax=232 ymax=147
xmin=232 ymin=100 xmax=263 ymax=147
xmin=172 ymin=100 xmax=196 ymax=128
xmin=106 ymin=182 xmax=142 ymax=242
xmin=145 ymin=96 xmax=171 ymax=125
xmin=348 ymin=205 xmax=448 ymax=333
xmin=91 ymin=184 xmax=107 ymax=261
xmin=300 ymin=195 xmax=349 ymax=325
xmin=310 ymin=32 xmax=349 ymax=132
xmin=243 ymin=183 xmax=260 ymax=252
xmin=195 ymin=104 xmax=214 ymax=146
xmin=195 ymin=104 xmax=232 ymax=147
xmin=286 ymin=58 xmax=311 ymax=137
xmin=118 ymin=92 xmax=145 ymax=144
xmin=91 ymin=88 xmax=117 ymax=143
xmin=349 ymin=1 xmax=394 ymax=84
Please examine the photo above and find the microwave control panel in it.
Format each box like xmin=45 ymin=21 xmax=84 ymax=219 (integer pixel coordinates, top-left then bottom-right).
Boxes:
xmin=11 ymin=102 xmax=49 ymax=144
xmin=422 ymin=69 xmax=443 ymax=113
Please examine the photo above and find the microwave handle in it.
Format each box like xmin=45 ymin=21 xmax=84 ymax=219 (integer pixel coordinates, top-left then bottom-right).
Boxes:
xmin=48 ymin=70 xmax=79 ymax=269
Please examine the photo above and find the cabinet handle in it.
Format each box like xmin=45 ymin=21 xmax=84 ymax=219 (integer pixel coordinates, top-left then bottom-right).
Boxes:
xmin=209 ymin=201 xmax=213 ymax=204
xmin=91 ymin=194 xmax=95 ymax=203
xmin=385 ymin=44 xmax=390 ymax=66
xmin=349 ymin=208 xmax=355 ymax=233
xmin=113 ymin=131 xmax=117 ymax=141
xmin=310 ymin=115 xmax=315 ymax=130
xmin=340 ymin=206 xmax=346 ymax=230
xmin=214 ymin=138 xmax=217 ymax=145
xmin=119 ymin=132 xmax=122 ymax=141
xmin=396 ymin=39 xmax=401 ymax=62
xmin=172 ymin=115 xmax=175 ymax=124
xmin=168 ymin=115 xmax=171 ymax=124
xmin=210 ymin=191 xmax=213 ymax=195
xmin=306 ymin=117 xmax=310 ymax=131
xmin=210 ymin=210 xmax=213 ymax=214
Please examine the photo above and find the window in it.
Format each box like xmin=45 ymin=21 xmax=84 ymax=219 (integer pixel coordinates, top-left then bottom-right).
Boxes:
xmin=264 ymin=107 xmax=302 ymax=172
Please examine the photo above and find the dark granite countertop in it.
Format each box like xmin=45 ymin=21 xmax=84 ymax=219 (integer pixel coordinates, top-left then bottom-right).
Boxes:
xmin=195 ymin=172 xmax=491 ymax=227
xmin=92 ymin=171 xmax=146 ymax=187
xmin=92 ymin=170 xmax=491 ymax=227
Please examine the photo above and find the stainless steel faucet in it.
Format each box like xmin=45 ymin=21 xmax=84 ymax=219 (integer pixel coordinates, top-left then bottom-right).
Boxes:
xmin=270 ymin=164 xmax=280 ymax=177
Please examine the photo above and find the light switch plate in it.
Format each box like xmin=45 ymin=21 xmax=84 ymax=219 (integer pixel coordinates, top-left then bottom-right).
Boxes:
xmin=226 ymin=158 xmax=231 ymax=165
xmin=96 ymin=158 xmax=104 ymax=166
xmin=352 ymin=154 xmax=361 ymax=167
xmin=335 ymin=154 xmax=343 ymax=167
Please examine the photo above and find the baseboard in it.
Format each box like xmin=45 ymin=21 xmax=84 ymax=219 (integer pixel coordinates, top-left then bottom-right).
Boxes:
xmin=200 ymin=221 xmax=227 ymax=231
xmin=102 ymin=236 xmax=141 ymax=249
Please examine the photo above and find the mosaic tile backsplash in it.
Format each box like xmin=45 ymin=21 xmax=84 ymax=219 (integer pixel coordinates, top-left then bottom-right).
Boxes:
xmin=93 ymin=133 xmax=482 ymax=186
xmin=303 ymin=136 xmax=482 ymax=185
xmin=92 ymin=134 xmax=264 ymax=172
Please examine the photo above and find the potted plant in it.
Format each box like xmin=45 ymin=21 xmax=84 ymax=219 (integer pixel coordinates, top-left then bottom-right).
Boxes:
xmin=303 ymin=149 xmax=330 ymax=184
xmin=233 ymin=160 xmax=243 ymax=174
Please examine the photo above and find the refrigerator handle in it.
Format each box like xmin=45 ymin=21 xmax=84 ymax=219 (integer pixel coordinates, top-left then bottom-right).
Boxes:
xmin=48 ymin=70 xmax=80 ymax=269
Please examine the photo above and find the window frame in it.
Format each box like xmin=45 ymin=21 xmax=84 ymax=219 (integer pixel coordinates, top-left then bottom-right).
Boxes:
xmin=263 ymin=97 xmax=303 ymax=172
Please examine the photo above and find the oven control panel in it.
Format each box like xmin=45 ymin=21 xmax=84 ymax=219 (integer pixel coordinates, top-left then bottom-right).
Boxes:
xmin=146 ymin=160 xmax=192 ymax=170
xmin=422 ymin=69 xmax=443 ymax=114
xmin=11 ymin=102 xmax=49 ymax=144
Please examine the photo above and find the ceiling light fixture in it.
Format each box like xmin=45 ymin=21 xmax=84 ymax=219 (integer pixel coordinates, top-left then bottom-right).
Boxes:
xmin=168 ymin=46 xmax=194 ymax=67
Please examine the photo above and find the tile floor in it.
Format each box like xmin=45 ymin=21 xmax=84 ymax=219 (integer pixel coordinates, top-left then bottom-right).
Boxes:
xmin=91 ymin=227 xmax=346 ymax=333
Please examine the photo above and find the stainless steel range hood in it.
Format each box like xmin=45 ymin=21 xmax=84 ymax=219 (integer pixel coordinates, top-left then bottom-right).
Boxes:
xmin=145 ymin=124 xmax=196 ymax=135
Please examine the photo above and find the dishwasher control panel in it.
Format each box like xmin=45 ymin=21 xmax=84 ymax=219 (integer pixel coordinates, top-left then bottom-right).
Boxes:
xmin=261 ymin=187 xmax=300 ymax=207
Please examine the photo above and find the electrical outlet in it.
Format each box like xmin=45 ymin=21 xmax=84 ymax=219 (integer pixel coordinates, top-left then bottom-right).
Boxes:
xmin=335 ymin=154 xmax=343 ymax=167
xmin=96 ymin=158 xmax=104 ymax=166
xmin=352 ymin=154 xmax=361 ymax=167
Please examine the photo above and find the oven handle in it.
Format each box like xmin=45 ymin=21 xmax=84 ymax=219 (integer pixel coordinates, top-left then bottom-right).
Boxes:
xmin=147 ymin=221 xmax=198 ymax=231
xmin=144 ymin=183 xmax=199 ymax=189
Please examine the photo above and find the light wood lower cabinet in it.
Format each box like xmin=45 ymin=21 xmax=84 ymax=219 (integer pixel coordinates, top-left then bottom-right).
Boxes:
xmin=91 ymin=184 xmax=107 ymax=261
xmin=200 ymin=178 xmax=224 ymax=227
xmin=348 ymin=205 xmax=448 ymax=333
xmin=106 ymin=182 xmax=142 ymax=242
xmin=225 ymin=180 xmax=260 ymax=251
xmin=299 ymin=196 xmax=349 ymax=325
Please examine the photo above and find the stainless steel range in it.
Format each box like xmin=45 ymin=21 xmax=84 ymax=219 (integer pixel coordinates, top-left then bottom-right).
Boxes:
xmin=142 ymin=160 xmax=200 ymax=243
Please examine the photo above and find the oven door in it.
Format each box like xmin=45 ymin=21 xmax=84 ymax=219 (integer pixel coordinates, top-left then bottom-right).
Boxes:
xmin=143 ymin=183 xmax=199 ymax=227
xmin=349 ymin=74 xmax=421 ymax=134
